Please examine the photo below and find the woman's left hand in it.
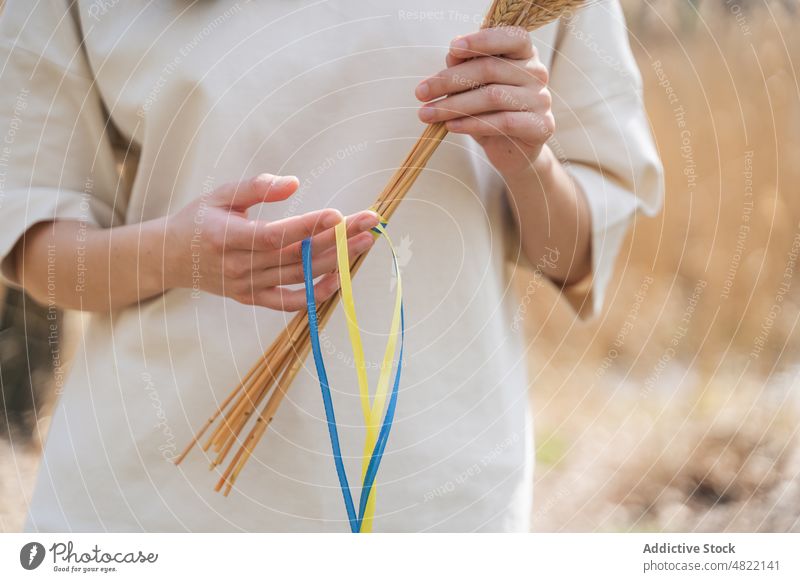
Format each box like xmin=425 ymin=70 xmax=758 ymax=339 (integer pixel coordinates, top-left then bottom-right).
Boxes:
xmin=415 ymin=26 xmax=554 ymax=178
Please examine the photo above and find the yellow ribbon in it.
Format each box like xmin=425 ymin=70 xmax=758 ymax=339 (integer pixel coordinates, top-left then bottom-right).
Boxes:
xmin=334 ymin=217 xmax=403 ymax=532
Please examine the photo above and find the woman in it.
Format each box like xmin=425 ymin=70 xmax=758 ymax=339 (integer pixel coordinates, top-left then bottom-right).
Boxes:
xmin=0 ymin=0 xmax=662 ymax=532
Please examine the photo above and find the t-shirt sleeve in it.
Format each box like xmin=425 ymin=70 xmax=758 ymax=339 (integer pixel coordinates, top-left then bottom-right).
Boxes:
xmin=546 ymin=0 xmax=664 ymax=319
xmin=0 ymin=0 xmax=121 ymax=287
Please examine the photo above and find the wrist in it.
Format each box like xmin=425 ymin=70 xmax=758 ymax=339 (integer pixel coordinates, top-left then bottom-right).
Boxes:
xmin=531 ymin=144 xmax=555 ymax=177
xmin=139 ymin=216 xmax=176 ymax=293
xmin=503 ymin=145 xmax=554 ymax=196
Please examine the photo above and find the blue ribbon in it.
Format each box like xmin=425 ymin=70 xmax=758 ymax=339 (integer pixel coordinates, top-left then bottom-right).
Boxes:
xmin=301 ymin=235 xmax=404 ymax=533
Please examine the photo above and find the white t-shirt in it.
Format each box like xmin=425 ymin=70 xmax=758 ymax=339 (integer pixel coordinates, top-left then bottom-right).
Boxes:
xmin=0 ymin=0 xmax=662 ymax=532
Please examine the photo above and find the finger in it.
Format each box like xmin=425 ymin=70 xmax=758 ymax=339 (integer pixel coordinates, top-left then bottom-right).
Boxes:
xmin=268 ymin=210 xmax=379 ymax=265
xmin=311 ymin=272 xmax=343 ymax=304
xmin=253 ymin=231 xmax=375 ymax=287
xmin=212 ymin=173 xmax=299 ymax=211
xmin=445 ymin=111 xmax=555 ymax=145
xmin=223 ymin=210 xmax=377 ymax=273
xmin=445 ymin=52 xmax=467 ymax=69
xmin=257 ymin=272 xmax=341 ymax=312
xmin=419 ymin=84 xmax=541 ymax=124
xmin=260 ymin=209 xmax=346 ymax=251
xmin=222 ymin=208 xmax=342 ymax=250
xmin=449 ymin=27 xmax=535 ymax=61
xmin=231 ymin=212 xmax=377 ymax=271
xmin=416 ymin=57 xmax=543 ymax=102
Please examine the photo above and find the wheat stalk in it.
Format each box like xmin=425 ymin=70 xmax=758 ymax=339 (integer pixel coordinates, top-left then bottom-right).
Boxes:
xmin=175 ymin=0 xmax=585 ymax=494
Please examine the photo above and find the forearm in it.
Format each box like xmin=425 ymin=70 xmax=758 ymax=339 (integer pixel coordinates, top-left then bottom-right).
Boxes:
xmin=504 ymin=145 xmax=592 ymax=285
xmin=14 ymin=218 xmax=168 ymax=312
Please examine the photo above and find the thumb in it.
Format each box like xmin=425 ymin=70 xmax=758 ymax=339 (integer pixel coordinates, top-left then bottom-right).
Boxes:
xmin=213 ymin=174 xmax=299 ymax=211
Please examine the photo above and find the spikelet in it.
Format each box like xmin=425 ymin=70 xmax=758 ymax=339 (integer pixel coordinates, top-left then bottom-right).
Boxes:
xmin=484 ymin=0 xmax=528 ymax=27
xmin=176 ymin=0 xmax=586 ymax=494
xmin=486 ymin=0 xmax=585 ymax=29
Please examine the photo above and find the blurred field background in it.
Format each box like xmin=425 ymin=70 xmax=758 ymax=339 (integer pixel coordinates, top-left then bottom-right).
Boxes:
xmin=2 ymin=0 xmax=800 ymax=532
xmin=526 ymin=0 xmax=800 ymax=532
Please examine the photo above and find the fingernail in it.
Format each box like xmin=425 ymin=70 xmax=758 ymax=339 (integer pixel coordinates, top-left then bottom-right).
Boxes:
xmin=416 ymin=81 xmax=430 ymax=101
xmin=275 ymin=175 xmax=298 ymax=189
xmin=419 ymin=106 xmax=435 ymax=122
xmin=451 ymin=38 xmax=468 ymax=52
xmin=358 ymin=212 xmax=379 ymax=229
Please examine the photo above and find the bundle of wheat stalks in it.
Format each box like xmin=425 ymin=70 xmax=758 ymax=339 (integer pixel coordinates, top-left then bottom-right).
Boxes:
xmin=175 ymin=0 xmax=585 ymax=494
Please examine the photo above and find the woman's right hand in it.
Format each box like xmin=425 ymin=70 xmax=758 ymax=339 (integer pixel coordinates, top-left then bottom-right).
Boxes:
xmin=163 ymin=173 xmax=378 ymax=311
